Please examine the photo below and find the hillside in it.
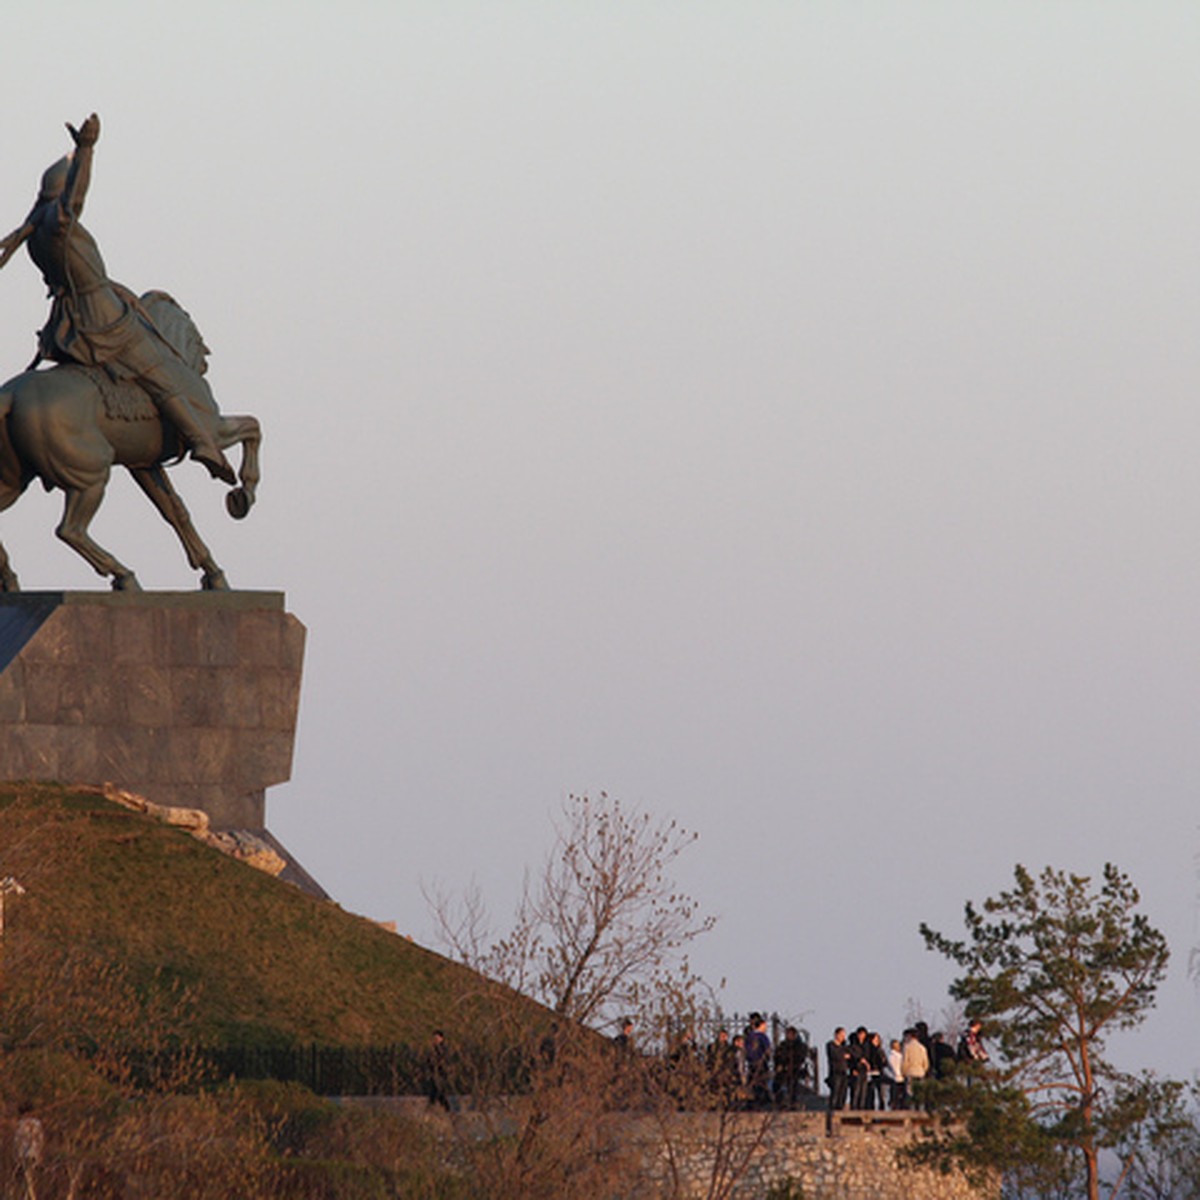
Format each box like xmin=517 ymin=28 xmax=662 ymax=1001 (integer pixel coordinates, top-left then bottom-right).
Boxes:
xmin=0 ymin=782 xmax=526 ymax=1050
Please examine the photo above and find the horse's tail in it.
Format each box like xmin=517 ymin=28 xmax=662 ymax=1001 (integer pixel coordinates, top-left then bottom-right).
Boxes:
xmin=138 ymin=290 xmax=211 ymax=376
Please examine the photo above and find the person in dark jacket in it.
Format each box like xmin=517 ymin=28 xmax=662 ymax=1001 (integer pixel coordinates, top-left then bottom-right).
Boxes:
xmin=424 ymin=1030 xmax=453 ymax=1111
xmin=773 ymin=1026 xmax=809 ymax=1109
xmin=866 ymin=1031 xmax=889 ymax=1110
xmin=706 ymin=1028 xmax=741 ymax=1106
xmin=826 ymin=1026 xmax=851 ymax=1111
xmin=931 ymin=1031 xmax=957 ymax=1079
xmin=744 ymin=1013 xmax=772 ymax=1108
xmin=957 ymin=1019 xmax=990 ymax=1066
xmin=848 ymin=1026 xmax=872 ymax=1109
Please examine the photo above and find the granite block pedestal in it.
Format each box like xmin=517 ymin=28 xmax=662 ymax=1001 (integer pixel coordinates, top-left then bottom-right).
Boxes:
xmin=0 ymin=591 xmax=305 ymax=834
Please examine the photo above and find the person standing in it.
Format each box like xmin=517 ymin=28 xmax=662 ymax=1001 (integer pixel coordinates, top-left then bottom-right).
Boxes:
xmin=958 ymin=1019 xmax=989 ymax=1066
xmin=848 ymin=1026 xmax=872 ymax=1109
xmin=773 ymin=1025 xmax=808 ymax=1109
xmin=886 ymin=1037 xmax=905 ymax=1109
xmin=14 ymin=1104 xmax=44 ymax=1200
xmin=731 ymin=1033 xmax=749 ymax=1103
xmin=424 ymin=1030 xmax=453 ymax=1112
xmin=931 ymin=1031 xmax=956 ymax=1080
xmin=613 ymin=1017 xmax=635 ymax=1054
xmin=744 ymin=1013 xmax=772 ymax=1108
xmin=866 ymin=1031 xmax=888 ymax=1110
xmin=706 ymin=1028 xmax=740 ymax=1105
xmin=900 ymin=1028 xmax=929 ymax=1109
xmin=825 ymin=1026 xmax=851 ymax=1111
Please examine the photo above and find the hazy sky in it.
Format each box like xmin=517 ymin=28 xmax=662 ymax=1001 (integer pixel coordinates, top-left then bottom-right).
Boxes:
xmin=1 ymin=3 xmax=1197 ymax=1074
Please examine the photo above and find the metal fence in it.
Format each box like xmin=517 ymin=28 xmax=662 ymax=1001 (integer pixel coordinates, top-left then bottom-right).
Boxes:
xmin=661 ymin=1009 xmax=822 ymax=1097
xmin=203 ymin=1043 xmax=427 ymax=1095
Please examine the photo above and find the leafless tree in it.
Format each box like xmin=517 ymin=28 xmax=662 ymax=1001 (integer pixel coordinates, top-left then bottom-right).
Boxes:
xmin=428 ymin=792 xmax=716 ymax=1029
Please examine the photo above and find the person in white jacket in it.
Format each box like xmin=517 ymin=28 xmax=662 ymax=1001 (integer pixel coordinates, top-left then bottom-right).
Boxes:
xmin=900 ymin=1028 xmax=929 ymax=1109
xmin=885 ymin=1037 xmax=905 ymax=1110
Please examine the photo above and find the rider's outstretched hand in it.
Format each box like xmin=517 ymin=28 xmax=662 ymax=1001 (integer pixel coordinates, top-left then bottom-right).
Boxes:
xmin=66 ymin=113 xmax=100 ymax=148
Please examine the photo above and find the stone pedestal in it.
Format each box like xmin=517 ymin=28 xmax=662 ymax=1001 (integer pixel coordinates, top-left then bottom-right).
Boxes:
xmin=0 ymin=592 xmax=304 ymax=831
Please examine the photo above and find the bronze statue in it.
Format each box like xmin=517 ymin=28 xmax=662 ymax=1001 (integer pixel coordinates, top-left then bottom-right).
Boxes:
xmin=0 ymin=114 xmax=260 ymax=592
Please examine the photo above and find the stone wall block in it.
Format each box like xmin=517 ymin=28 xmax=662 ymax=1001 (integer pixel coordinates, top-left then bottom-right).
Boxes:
xmin=96 ymin=727 xmax=171 ymax=783
xmin=258 ymin=670 xmax=302 ymax=731
xmin=22 ymin=666 xmax=70 ymax=725
xmin=221 ymin=670 xmax=264 ymax=728
xmin=21 ymin=619 xmax=75 ymax=665
xmin=137 ymin=734 xmax=177 ymax=785
xmin=170 ymin=667 xmax=228 ymax=727
xmin=280 ymin=616 xmax=306 ymax=672
xmin=55 ymin=726 xmax=101 ymax=780
xmin=114 ymin=666 xmax=173 ymax=727
xmin=54 ymin=609 xmax=112 ymax=667
xmin=55 ymin=666 xmax=126 ymax=726
xmin=110 ymin=607 xmax=157 ymax=665
xmin=0 ymin=665 xmax=24 ymax=722
xmin=168 ymin=728 xmax=238 ymax=785
xmin=234 ymin=729 xmax=294 ymax=788
xmin=15 ymin=725 xmax=61 ymax=776
xmin=164 ymin=611 xmax=202 ymax=667
xmin=31 ymin=663 xmax=127 ymax=727
xmin=194 ymin=607 xmax=241 ymax=667
xmin=237 ymin=612 xmax=283 ymax=667
xmin=0 ymin=726 xmax=34 ymax=776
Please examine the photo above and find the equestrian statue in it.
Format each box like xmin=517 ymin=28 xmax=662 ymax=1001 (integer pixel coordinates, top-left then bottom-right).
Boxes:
xmin=0 ymin=113 xmax=260 ymax=592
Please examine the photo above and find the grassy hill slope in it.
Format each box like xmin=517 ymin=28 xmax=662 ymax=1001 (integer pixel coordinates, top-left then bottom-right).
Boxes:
xmin=0 ymin=783 xmax=519 ymax=1049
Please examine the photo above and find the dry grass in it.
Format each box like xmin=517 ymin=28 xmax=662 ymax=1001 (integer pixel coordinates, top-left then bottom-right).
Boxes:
xmin=0 ymin=782 xmax=532 ymax=1051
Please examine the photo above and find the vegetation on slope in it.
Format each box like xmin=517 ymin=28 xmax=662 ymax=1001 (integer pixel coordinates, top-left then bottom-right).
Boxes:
xmin=0 ymin=782 xmax=523 ymax=1051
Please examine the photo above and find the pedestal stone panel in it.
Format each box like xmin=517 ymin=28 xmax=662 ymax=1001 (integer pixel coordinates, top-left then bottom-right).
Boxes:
xmin=0 ymin=592 xmax=305 ymax=830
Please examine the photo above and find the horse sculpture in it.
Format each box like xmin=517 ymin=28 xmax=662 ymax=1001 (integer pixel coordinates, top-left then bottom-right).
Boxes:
xmin=0 ymin=291 xmax=259 ymax=593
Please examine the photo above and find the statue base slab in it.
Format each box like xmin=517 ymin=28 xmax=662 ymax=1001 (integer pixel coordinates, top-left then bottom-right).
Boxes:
xmin=0 ymin=591 xmax=304 ymax=833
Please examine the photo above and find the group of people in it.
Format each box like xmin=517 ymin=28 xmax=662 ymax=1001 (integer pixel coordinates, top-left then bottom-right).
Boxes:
xmin=617 ymin=1014 xmax=818 ymax=1110
xmin=695 ymin=1015 xmax=815 ymax=1109
xmin=618 ymin=1014 xmax=989 ymax=1113
xmin=825 ymin=1019 xmax=989 ymax=1111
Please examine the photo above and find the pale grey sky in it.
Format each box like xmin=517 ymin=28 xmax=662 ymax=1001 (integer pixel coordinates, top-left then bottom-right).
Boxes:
xmin=1 ymin=2 xmax=1197 ymax=1072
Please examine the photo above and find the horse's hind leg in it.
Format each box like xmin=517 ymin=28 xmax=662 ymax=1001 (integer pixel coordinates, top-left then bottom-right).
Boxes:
xmin=0 ymin=540 xmax=15 ymax=592
xmin=56 ymin=481 xmax=140 ymax=591
xmin=0 ymin=482 xmax=24 ymax=591
xmin=130 ymin=464 xmax=228 ymax=591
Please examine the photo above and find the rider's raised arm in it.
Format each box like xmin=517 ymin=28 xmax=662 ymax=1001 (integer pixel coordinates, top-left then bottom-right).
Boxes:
xmin=0 ymin=223 xmax=33 ymax=271
xmin=62 ymin=113 xmax=100 ymax=219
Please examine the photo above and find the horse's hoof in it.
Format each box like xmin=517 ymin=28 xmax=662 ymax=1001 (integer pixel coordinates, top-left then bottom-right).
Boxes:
xmin=202 ymin=571 xmax=230 ymax=592
xmin=112 ymin=573 xmax=142 ymax=592
xmin=226 ymin=487 xmax=252 ymax=520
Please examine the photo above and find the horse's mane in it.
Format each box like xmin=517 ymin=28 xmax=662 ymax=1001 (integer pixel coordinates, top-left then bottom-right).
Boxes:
xmin=139 ymin=290 xmax=210 ymax=376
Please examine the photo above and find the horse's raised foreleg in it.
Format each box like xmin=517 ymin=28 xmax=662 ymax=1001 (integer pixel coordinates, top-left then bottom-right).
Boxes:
xmin=215 ymin=414 xmax=260 ymax=520
xmin=129 ymin=465 xmax=229 ymax=591
xmin=56 ymin=482 xmax=140 ymax=591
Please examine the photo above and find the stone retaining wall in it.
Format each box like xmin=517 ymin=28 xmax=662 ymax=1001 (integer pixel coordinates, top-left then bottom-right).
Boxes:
xmin=633 ymin=1110 xmax=994 ymax=1199
xmin=343 ymin=1099 xmax=996 ymax=1199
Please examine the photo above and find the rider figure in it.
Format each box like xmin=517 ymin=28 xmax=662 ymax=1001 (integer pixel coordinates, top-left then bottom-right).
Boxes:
xmin=0 ymin=113 xmax=235 ymax=484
